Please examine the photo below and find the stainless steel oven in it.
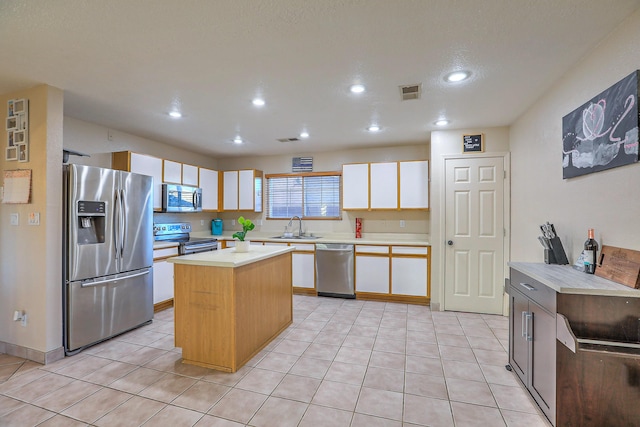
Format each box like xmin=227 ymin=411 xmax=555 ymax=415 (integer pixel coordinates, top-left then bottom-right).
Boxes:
xmin=154 ymin=222 xmax=218 ymax=254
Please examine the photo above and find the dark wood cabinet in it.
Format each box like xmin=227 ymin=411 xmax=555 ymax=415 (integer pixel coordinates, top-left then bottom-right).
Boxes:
xmin=509 ymin=263 xmax=640 ymax=427
xmin=508 ymin=269 xmax=556 ymax=424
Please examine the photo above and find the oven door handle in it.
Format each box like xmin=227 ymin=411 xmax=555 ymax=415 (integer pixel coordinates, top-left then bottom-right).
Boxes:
xmin=182 ymin=243 xmax=217 ymax=253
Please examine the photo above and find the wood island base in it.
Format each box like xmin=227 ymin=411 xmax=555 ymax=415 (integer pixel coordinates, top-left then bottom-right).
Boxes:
xmin=171 ymin=248 xmax=293 ymax=373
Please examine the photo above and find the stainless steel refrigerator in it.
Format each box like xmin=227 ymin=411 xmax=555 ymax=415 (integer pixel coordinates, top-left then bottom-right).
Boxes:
xmin=63 ymin=164 xmax=154 ymax=355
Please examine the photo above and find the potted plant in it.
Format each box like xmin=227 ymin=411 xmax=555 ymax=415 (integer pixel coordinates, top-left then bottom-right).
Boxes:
xmin=232 ymin=216 xmax=255 ymax=252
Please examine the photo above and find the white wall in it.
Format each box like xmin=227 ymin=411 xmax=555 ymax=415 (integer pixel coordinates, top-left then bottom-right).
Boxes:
xmin=218 ymin=144 xmax=430 ymax=237
xmin=64 ymin=117 xmax=220 ymax=233
xmin=430 ymin=127 xmax=510 ymax=311
xmin=510 ymin=8 xmax=640 ymax=262
xmin=0 ymin=85 xmax=64 ymax=359
xmin=64 ymin=117 xmax=219 ymax=170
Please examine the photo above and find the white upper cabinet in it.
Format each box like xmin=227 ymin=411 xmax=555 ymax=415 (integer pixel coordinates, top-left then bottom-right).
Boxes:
xmin=223 ymin=169 xmax=263 ymax=212
xmin=342 ymin=160 xmax=429 ymax=211
xmin=199 ymin=168 xmax=219 ymax=211
xmin=370 ymin=162 xmax=398 ymax=209
xmin=163 ymin=160 xmax=182 ymax=184
xmin=223 ymin=171 xmax=239 ymax=211
xmin=238 ymin=170 xmax=255 ymax=210
xmin=342 ymin=163 xmax=369 ymax=210
xmin=399 ymin=160 xmax=429 ymax=209
xmin=182 ymin=164 xmax=199 ymax=186
xmin=116 ymin=152 xmax=163 ymax=210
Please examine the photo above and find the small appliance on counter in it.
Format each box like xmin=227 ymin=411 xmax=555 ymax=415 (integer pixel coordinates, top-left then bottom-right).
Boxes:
xmin=212 ymin=218 xmax=223 ymax=235
xmin=154 ymin=222 xmax=218 ymax=255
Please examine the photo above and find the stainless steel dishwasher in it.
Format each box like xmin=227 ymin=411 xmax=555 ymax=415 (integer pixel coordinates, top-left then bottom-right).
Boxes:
xmin=315 ymin=243 xmax=355 ymax=298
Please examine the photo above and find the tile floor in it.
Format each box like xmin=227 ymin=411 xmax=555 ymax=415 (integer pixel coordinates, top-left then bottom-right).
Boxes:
xmin=0 ymin=295 xmax=551 ymax=426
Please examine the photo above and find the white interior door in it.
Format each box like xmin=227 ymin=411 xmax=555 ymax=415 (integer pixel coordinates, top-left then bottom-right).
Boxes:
xmin=444 ymin=156 xmax=505 ymax=314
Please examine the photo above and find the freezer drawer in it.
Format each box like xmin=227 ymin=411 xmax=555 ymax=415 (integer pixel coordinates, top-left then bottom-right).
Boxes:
xmin=65 ymin=268 xmax=153 ymax=353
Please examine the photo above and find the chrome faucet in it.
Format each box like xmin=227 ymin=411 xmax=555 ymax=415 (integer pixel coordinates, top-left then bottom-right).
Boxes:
xmin=288 ymin=215 xmax=304 ymax=237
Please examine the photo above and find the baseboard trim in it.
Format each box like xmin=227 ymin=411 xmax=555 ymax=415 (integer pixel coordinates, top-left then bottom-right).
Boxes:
xmin=0 ymin=341 xmax=64 ymax=365
xmin=154 ymin=299 xmax=174 ymax=313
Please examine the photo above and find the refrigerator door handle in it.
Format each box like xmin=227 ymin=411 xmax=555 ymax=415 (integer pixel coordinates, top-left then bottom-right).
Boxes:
xmin=120 ymin=189 xmax=126 ymax=259
xmin=113 ymin=189 xmax=121 ymax=260
xmin=80 ymin=269 xmax=150 ymax=288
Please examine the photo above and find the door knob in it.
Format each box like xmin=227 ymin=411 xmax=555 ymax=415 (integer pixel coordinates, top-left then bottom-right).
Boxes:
xmin=447 ymin=240 xmax=454 ymax=246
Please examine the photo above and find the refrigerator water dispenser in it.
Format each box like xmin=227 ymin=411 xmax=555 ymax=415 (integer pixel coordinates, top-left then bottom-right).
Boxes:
xmin=76 ymin=200 xmax=106 ymax=244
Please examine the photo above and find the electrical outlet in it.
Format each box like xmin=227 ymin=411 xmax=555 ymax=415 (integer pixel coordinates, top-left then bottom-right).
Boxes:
xmin=200 ymin=220 xmax=205 ymax=226
xmin=400 ymin=220 xmax=406 ymax=228
xmin=107 ymin=130 xmax=114 ymax=141
xmin=257 ymin=220 xmax=263 ymax=226
xmin=21 ymin=313 xmax=27 ymax=327
xmin=231 ymin=219 xmax=236 ymax=226
xmin=10 ymin=213 xmax=18 ymax=226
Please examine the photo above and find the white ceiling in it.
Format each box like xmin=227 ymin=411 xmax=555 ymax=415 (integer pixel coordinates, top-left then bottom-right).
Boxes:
xmin=1 ymin=0 xmax=639 ymax=158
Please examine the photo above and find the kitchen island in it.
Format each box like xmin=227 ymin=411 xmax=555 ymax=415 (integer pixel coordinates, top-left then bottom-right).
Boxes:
xmin=168 ymin=245 xmax=294 ymax=372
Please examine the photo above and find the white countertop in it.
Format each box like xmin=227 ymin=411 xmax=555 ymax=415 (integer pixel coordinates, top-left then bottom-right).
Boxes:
xmin=193 ymin=231 xmax=430 ymax=246
xmin=509 ymin=262 xmax=640 ymax=298
xmin=167 ymin=245 xmax=294 ymax=268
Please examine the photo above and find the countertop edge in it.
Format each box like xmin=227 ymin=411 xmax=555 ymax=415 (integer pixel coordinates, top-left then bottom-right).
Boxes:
xmin=509 ymin=262 xmax=640 ymax=298
xmin=167 ymin=246 xmax=294 ymax=268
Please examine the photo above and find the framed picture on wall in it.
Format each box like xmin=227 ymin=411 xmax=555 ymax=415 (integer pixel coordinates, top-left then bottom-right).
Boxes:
xmin=562 ymin=70 xmax=639 ymax=178
xmin=6 ymin=146 xmax=17 ymax=161
xmin=18 ymin=144 xmax=28 ymax=162
xmin=13 ymin=129 xmax=25 ymax=144
xmin=13 ymin=99 xmax=25 ymax=114
xmin=6 ymin=116 xmax=17 ymax=131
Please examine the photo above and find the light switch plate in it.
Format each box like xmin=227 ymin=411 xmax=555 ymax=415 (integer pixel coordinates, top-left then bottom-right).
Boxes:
xmin=10 ymin=213 xmax=19 ymax=226
xmin=28 ymin=212 xmax=40 ymax=225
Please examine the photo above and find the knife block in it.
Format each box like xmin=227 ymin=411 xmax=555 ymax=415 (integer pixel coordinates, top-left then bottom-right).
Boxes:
xmin=548 ymin=236 xmax=569 ymax=265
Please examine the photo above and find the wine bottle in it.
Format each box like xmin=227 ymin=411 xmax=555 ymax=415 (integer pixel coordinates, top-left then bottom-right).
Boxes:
xmin=583 ymin=228 xmax=598 ymax=274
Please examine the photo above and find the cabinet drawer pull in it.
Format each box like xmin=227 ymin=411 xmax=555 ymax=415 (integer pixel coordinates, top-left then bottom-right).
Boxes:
xmin=520 ymin=283 xmax=536 ymax=291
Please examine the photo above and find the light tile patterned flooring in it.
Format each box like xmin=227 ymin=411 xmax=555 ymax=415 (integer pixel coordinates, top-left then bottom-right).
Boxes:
xmin=0 ymin=295 xmax=551 ymax=426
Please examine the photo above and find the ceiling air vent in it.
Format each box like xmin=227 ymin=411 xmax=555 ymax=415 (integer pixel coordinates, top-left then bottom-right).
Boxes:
xmin=400 ymin=84 xmax=421 ymax=101
xmin=277 ymin=137 xmax=300 ymax=142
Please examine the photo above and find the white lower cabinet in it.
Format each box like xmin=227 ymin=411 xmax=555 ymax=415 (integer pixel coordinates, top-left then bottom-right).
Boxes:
xmin=153 ymin=247 xmax=178 ymax=304
xmin=292 ymin=252 xmax=315 ymax=289
xmin=355 ymin=255 xmax=390 ymax=293
xmin=391 ymin=257 xmax=428 ymax=296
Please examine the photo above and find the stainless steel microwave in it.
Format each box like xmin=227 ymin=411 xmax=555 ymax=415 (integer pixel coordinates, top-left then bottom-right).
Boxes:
xmin=161 ymin=184 xmax=202 ymax=212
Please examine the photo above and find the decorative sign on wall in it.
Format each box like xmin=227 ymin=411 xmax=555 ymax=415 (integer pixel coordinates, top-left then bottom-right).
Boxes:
xmin=562 ymin=70 xmax=639 ymax=179
xmin=5 ymin=98 xmax=29 ymax=162
xmin=2 ymin=169 xmax=32 ymax=203
xmin=292 ymin=157 xmax=313 ymax=172
xmin=462 ymin=134 xmax=484 ymax=153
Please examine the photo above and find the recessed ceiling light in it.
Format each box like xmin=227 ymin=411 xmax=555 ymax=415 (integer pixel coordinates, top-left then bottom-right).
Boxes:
xmin=168 ymin=111 xmax=182 ymax=118
xmin=434 ymin=119 xmax=449 ymax=126
xmin=350 ymin=84 xmax=365 ymax=94
xmin=252 ymin=98 xmax=265 ymax=107
xmin=233 ymin=136 xmax=243 ymax=144
xmin=367 ymin=125 xmax=381 ymax=132
xmin=445 ymin=71 xmax=470 ymax=83
xmin=300 ymin=131 xmax=309 ymax=139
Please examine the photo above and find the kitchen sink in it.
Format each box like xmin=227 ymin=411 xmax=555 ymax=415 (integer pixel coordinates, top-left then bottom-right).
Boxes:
xmin=269 ymin=235 xmax=322 ymax=240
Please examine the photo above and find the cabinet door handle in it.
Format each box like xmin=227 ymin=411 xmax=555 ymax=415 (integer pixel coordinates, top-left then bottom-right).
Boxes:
xmin=520 ymin=283 xmax=536 ymax=291
xmin=525 ymin=313 xmax=533 ymax=341
xmin=521 ymin=311 xmax=527 ymax=338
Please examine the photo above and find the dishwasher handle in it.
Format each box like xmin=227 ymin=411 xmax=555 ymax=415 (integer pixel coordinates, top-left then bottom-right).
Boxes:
xmin=315 ymin=244 xmax=354 ymax=252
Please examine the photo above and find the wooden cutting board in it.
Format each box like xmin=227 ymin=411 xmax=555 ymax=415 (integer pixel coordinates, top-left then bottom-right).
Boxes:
xmin=595 ymin=245 xmax=640 ymax=289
